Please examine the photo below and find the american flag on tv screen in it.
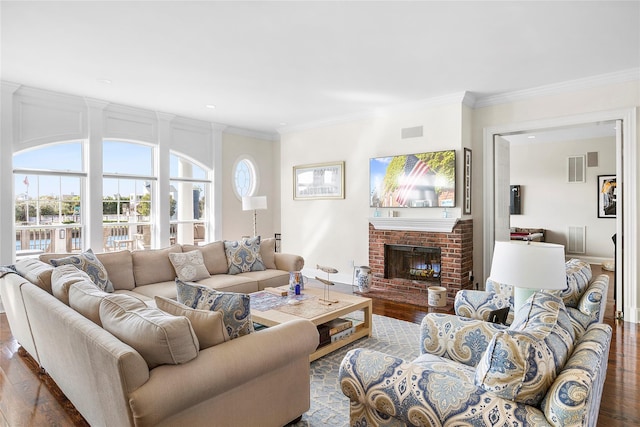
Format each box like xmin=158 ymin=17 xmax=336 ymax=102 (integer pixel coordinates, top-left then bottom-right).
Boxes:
xmin=395 ymin=155 xmax=430 ymax=206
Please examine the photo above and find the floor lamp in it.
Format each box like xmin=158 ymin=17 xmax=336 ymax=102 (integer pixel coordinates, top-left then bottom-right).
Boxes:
xmin=489 ymin=241 xmax=566 ymax=311
xmin=242 ymin=196 xmax=267 ymax=237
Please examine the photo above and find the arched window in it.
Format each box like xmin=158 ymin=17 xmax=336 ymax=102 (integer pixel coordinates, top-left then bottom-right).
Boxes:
xmin=233 ymin=156 xmax=258 ymax=199
xmin=103 ymin=140 xmax=155 ymax=251
xmin=170 ymin=152 xmax=211 ymax=245
xmin=13 ymin=142 xmax=85 ymax=256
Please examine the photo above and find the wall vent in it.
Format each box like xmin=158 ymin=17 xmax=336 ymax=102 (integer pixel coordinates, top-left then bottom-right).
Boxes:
xmin=568 ymin=226 xmax=586 ymax=254
xmin=567 ymin=155 xmax=586 ymax=183
xmin=587 ymin=151 xmax=599 ymax=167
xmin=401 ymin=126 xmax=423 ymax=139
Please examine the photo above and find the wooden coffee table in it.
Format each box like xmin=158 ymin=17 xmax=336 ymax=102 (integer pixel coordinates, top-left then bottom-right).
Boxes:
xmin=250 ymin=286 xmax=372 ymax=361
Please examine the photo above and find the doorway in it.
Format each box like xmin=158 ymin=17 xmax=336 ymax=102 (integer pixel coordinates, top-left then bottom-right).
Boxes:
xmin=483 ymin=108 xmax=636 ymax=322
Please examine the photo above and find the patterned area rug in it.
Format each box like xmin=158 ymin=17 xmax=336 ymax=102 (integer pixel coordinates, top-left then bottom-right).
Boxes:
xmin=291 ymin=314 xmax=421 ymax=426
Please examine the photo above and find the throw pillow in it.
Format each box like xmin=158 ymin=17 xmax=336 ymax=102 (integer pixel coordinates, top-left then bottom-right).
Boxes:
xmin=100 ymin=294 xmax=199 ymax=369
xmin=183 ymin=241 xmax=228 ymax=275
xmin=14 ymin=258 xmax=55 ymax=293
xmin=224 ymin=236 xmax=266 ymax=275
xmin=51 ymin=264 xmax=94 ymax=305
xmin=168 ymin=250 xmax=211 ymax=282
xmin=475 ymin=292 xmax=574 ymax=406
xmin=175 ymin=279 xmax=254 ymax=339
xmin=69 ymin=279 xmax=109 ymax=326
xmin=155 ymin=296 xmax=229 ymax=349
xmin=50 ymin=249 xmax=114 ymax=292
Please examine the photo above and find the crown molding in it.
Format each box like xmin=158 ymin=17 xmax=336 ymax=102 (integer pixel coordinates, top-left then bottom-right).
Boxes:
xmin=224 ymin=126 xmax=278 ymax=141
xmin=279 ymin=91 xmax=472 ymax=135
xmin=474 ymin=68 xmax=640 ymax=108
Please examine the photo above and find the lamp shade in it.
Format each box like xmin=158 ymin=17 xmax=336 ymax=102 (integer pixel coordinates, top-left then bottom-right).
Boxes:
xmin=242 ymin=196 xmax=267 ymax=211
xmin=490 ymin=241 xmax=566 ymax=291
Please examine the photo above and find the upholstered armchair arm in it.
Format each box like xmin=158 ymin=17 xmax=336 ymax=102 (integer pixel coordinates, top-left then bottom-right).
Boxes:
xmin=454 ymin=289 xmax=513 ymax=323
xmin=273 ymin=253 xmax=304 ymax=272
xmin=339 ymin=348 xmax=551 ymax=427
xmin=420 ymin=313 xmax=508 ymax=367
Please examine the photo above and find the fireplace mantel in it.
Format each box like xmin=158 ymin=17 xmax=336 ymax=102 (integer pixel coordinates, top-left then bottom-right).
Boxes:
xmin=368 ymin=217 xmax=459 ymax=233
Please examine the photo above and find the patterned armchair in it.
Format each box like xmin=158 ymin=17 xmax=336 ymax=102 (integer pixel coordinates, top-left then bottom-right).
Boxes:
xmin=455 ymin=259 xmax=609 ymax=337
xmin=339 ymin=293 xmax=612 ymax=427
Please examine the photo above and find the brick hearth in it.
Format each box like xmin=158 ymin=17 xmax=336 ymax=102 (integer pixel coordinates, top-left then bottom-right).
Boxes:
xmin=367 ymin=219 xmax=473 ymax=307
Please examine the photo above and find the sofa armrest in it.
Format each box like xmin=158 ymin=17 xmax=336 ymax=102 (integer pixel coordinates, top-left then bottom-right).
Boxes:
xmin=129 ymin=319 xmax=318 ymax=426
xmin=455 ymin=289 xmax=513 ymax=324
xmin=274 ymin=253 xmax=304 ymax=272
xmin=339 ymin=348 xmax=550 ymax=426
xmin=420 ymin=313 xmax=508 ymax=367
xmin=578 ymin=274 xmax=609 ymax=323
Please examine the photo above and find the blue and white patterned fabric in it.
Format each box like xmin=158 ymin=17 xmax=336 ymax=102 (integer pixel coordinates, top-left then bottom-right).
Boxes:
xmin=176 ymin=279 xmax=254 ymax=339
xmin=475 ymin=293 xmax=574 ymax=406
xmin=340 ymin=301 xmax=612 ymax=427
xmin=223 ymin=236 xmax=266 ymax=275
xmin=454 ymin=259 xmax=607 ymax=338
xmin=49 ymin=249 xmax=114 ymax=292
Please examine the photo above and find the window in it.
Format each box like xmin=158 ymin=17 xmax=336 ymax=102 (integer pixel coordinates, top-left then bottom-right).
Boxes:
xmin=103 ymin=141 xmax=155 ymax=251
xmin=170 ymin=152 xmax=211 ymax=245
xmin=233 ymin=156 xmax=257 ymax=199
xmin=13 ymin=142 xmax=85 ymax=255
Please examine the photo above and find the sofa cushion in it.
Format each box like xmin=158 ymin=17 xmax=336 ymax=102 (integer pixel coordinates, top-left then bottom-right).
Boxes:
xmin=183 ymin=241 xmax=228 ymax=275
xmin=131 ymin=244 xmax=182 ymax=286
xmin=224 ymin=236 xmax=266 ymax=275
xmin=176 ymin=279 xmax=254 ymax=339
xmin=155 ymin=296 xmax=229 ymax=349
xmin=51 ymin=264 xmax=94 ymax=305
xmin=14 ymin=258 xmax=55 ymax=293
xmin=69 ymin=279 xmax=109 ymax=326
xmin=49 ymin=249 xmax=114 ymax=292
xmin=168 ymin=250 xmax=211 ymax=282
xmin=475 ymin=292 xmax=574 ymax=406
xmin=96 ymin=250 xmax=135 ymax=290
xmin=100 ymin=293 xmax=199 ymax=369
xmin=259 ymin=238 xmax=277 ymax=270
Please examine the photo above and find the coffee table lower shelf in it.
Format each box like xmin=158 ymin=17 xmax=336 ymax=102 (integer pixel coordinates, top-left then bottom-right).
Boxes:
xmin=250 ymin=287 xmax=373 ymax=362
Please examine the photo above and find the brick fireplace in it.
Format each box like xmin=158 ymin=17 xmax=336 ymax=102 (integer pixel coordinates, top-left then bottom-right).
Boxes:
xmin=367 ymin=218 xmax=473 ymax=307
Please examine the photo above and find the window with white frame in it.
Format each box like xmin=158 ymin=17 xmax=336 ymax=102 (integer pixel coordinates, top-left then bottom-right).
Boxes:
xmin=232 ymin=156 xmax=258 ymax=199
xmin=13 ymin=142 xmax=85 ymax=255
xmin=170 ymin=152 xmax=211 ymax=245
xmin=103 ymin=140 xmax=155 ymax=251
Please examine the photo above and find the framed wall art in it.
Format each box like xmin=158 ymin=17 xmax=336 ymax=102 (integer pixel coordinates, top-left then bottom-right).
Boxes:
xmin=597 ymin=174 xmax=616 ymax=218
xmin=463 ymin=148 xmax=472 ymax=214
xmin=294 ymin=161 xmax=345 ymax=200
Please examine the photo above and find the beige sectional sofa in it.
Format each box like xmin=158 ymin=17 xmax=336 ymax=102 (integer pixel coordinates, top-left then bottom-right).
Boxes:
xmin=0 ymin=239 xmax=318 ymax=427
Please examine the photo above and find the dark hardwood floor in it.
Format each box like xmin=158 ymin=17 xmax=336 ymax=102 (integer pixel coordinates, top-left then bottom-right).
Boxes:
xmin=1 ymin=265 xmax=638 ymax=426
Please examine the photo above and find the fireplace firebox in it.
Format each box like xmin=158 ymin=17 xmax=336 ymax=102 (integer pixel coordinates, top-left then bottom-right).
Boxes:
xmin=384 ymin=244 xmax=442 ymax=283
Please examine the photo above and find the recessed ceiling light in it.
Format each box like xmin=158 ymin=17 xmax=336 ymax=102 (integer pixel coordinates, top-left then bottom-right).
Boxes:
xmin=279 ymin=122 xmax=287 ymax=126
xmin=527 ymin=135 xmax=536 ymax=139
xmin=205 ymin=104 xmax=216 ymax=109
xmin=97 ymin=78 xmax=112 ymax=85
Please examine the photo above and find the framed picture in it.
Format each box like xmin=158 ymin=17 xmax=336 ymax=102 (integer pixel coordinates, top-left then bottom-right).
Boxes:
xmin=597 ymin=174 xmax=616 ymax=218
xmin=294 ymin=161 xmax=345 ymax=200
xmin=463 ymin=148 xmax=472 ymax=214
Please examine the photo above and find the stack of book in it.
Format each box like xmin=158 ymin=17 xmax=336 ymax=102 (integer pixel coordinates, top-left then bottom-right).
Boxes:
xmin=316 ymin=318 xmax=355 ymax=349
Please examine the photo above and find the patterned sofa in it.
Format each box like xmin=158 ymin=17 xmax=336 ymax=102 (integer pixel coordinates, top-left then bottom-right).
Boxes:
xmin=339 ymin=292 xmax=612 ymax=427
xmin=455 ymin=258 xmax=609 ymax=336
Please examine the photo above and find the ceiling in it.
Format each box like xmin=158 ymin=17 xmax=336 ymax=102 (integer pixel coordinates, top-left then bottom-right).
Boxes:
xmin=2 ymin=1 xmax=639 ymax=137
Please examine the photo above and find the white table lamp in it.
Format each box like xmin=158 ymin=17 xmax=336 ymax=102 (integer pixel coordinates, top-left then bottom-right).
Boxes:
xmin=489 ymin=241 xmax=566 ymax=310
xmin=242 ymin=196 xmax=267 ymax=237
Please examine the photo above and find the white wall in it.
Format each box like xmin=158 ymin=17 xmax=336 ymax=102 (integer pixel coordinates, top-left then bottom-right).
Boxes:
xmin=509 ymin=137 xmax=616 ymax=259
xmin=221 ymin=132 xmax=278 ymax=241
xmin=280 ymin=99 xmax=466 ymax=283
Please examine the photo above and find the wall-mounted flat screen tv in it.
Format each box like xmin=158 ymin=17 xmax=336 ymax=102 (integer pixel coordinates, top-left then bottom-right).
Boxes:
xmin=370 ymin=150 xmax=456 ymax=208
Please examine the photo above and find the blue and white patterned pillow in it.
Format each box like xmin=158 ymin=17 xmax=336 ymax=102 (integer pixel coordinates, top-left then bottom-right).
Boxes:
xmin=50 ymin=249 xmax=114 ymax=293
xmin=176 ymin=279 xmax=254 ymax=339
xmin=223 ymin=236 xmax=266 ymax=275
